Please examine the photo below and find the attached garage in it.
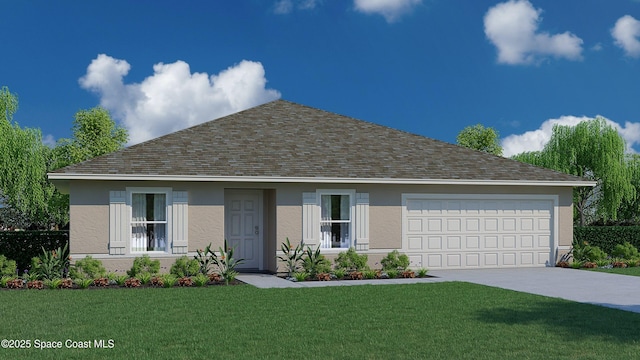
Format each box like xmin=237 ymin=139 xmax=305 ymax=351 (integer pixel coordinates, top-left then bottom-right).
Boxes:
xmin=402 ymin=194 xmax=557 ymax=269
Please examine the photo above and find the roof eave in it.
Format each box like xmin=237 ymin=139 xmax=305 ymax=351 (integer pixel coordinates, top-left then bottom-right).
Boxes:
xmin=47 ymin=173 xmax=597 ymax=187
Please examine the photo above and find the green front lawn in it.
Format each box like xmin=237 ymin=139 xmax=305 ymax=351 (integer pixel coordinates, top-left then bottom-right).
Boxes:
xmin=2 ymin=282 xmax=639 ymax=359
xmin=588 ymin=266 xmax=640 ymax=277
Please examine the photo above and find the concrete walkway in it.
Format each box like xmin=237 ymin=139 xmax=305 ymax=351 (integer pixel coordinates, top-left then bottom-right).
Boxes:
xmin=237 ymin=267 xmax=640 ymax=313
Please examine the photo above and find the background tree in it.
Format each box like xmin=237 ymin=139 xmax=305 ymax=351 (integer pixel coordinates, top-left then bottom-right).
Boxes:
xmin=616 ymin=154 xmax=640 ymax=223
xmin=0 ymin=87 xmax=60 ymax=228
xmin=512 ymin=118 xmax=634 ymax=225
xmin=456 ymin=124 xmax=503 ymax=156
xmin=54 ymin=106 xmax=128 ymax=168
xmin=0 ymin=88 xmax=129 ymax=229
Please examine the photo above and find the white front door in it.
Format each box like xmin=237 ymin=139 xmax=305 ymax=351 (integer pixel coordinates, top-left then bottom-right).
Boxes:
xmin=225 ymin=190 xmax=262 ymax=270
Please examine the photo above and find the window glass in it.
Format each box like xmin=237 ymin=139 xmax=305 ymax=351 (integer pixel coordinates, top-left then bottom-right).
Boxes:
xmin=131 ymin=193 xmax=167 ymax=252
xmin=320 ymin=194 xmax=351 ymax=249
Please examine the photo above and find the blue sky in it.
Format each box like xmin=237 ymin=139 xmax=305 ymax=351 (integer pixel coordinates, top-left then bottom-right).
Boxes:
xmin=2 ymin=0 xmax=640 ymax=157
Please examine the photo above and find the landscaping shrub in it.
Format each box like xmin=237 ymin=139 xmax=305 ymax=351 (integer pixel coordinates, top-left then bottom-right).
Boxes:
xmin=381 ymin=250 xmax=410 ymax=271
xmin=611 ymin=242 xmax=639 ymax=260
xmin=302 ymin=245 xmax=331 ymax=278
xmin=572 ymin=241 xmax=607 ymax=263
xmin=276 ymin=238 xmax=304 ymax=278
xmin=69 ymin=255 xmax=106 ymax=279
xmin=208 ymin=240 xmax=245 ymax=285
xmin=0 ymin=254 xmax=17 ymax=277
xmin=170 ymin=256 xmax=200 ymax=277
xmin=334 ymin=247 xmax=369 ymax=272
xmin=0 ymin=231 xmax=68 ymax=272
xmin=29 ymin=243 xmax=70 ymax=280
xmin=127 ymin=255 xmax=160 ymax=277
xmin=574 ymin=226 xmax=640 ymax=254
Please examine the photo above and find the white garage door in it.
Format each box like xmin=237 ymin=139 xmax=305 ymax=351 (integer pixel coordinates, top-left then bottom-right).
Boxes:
xmin=402 ymin=194 xmax=555 ymax=269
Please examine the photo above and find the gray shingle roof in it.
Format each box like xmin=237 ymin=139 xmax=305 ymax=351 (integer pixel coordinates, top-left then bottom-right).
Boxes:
xmin=50 ymin=100 xmax=586 ymax=183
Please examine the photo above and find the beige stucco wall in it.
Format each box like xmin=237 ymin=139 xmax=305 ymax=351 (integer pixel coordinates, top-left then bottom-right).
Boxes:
xmin=67 ymin=180 xmax=575 ymax=272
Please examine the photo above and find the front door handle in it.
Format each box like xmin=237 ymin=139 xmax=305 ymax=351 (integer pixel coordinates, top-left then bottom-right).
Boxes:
xmin=255 ymin=226 xmax=259 ymax=235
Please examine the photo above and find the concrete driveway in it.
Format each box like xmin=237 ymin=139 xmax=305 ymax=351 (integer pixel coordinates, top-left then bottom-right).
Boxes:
xmin=239 ymin=267 xmax=640 ymax=313
xmin=430 ymin=267 xmax=640 ymax=313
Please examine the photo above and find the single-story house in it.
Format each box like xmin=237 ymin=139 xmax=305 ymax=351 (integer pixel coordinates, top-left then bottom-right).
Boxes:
xmin=48 ymin=100 xmax=595 ymax=273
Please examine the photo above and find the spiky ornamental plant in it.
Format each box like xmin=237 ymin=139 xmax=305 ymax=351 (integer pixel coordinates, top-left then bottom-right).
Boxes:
xmin=276 ymin=238 xmax=304 ymax=278
xmin=209 ymin=240 xmax=244 ymax=285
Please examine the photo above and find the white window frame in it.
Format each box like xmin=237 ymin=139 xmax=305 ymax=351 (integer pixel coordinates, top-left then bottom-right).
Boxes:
xmin=127 ymin=187 xmax=172 ymax=254
xmin=317 ymin=189 xmax=356 ymax=250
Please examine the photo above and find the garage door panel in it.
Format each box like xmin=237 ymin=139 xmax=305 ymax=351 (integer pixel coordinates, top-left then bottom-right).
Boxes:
xmin=403 ymin=195 xmax=553 ymax=269
xmin=538 ymin=235 xmax=550 ymax=247
xmin=427 ymin=254 xmax=442 ymax=267
xmin=466 ymin=253 xmax=480 ymax=267
xmin=538 ymin=218 xmax=550 ymax=231
xmin=446 ymin=254 xmax=461 ymax=267
xmin=484 ymin=218 xmax=499 ymax=231
xmin=466 ymin=218 xmax=480 ymax=231
xmin=428 ymin=219 xmax=441 ymax=232
xmin=447 ymin=236 xmax=461 ymax=250
xmin=521 ymin=235 xmax=534 ymax=248
xmin=408 ymin=218 xmax=423 ymax=232
xmin=466 ymin=236 xmax=480 ymax=249
xmin=446 ymin=218 xmax=461 ymax=232
xmin=485 ymin=236 xmax=498 ymax=248
xmin=503 ymin=235 xmax=516 ymax=249
xmin=537 ymin=252 xmax=550 ymax=265
xmin=521 ymin=252 xmax=534 ymax=266
xmin=484 ymin=253 xmax=499 ymax=266
xmin=408 ymin=236 xmax=423 ymax=250
xmin=428 ymin=236 xmax=442 ymax=250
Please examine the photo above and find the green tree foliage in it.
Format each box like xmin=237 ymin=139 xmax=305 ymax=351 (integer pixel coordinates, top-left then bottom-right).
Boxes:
xmin=54 ymin=106 xmax=128 ymax=168
xmin=456 ymin=124 xmax=503 ymax=156
xmin=617 ymin=154 xmax=640 ymax=223
xmin=512 ymin=118 xmax=634 ymax=225
xmin=0 ymin=87 xmax=128 ymax=229
xmin=0 ymin=87 xmax=62 ymax=228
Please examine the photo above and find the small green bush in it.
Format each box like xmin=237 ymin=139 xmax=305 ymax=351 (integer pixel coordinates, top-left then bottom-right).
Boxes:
xmin=69 ymin=256 xmax=106 ymax=279
xmin=193 ymin=273 xmax=209 ymax=287
xmin=386 ymin=269 xmax=399 ymax=278
xmin=334 ymin=247 xmax=369 ymax=272
xmin=0 ymin=254 xmax=17 ymax=277
xmin=127 ymin=255 xmax=160 ymax=277
xmin=170 ymin=256 xmax=200 ymax=277
xmin=74 ymin=278 xmax=93 ymax=289
xmin=381 ymin=250 xmax=410 ymax=271
xmin=611 ymin=242 xmax=639 ymax=260
xmin=363 ymin=269 xmax=376 ymax=279
xmin=293 ymin=272 xmax=308 ymax=282
xmin=572 ymin=242 xmax=607 ymax=263
xmin=161 ymin=274 xmax=178 ymax=288
xmin=333 ymin=268 xmax=346 ymax=279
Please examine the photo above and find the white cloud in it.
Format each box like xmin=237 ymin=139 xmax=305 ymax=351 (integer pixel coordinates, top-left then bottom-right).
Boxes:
xmin=502 ymin=116 xmax=640 ymax=157
xmin=353 ymin=0 xmax=421 ymax=23
xmin=274 ymin=0 xmax=293 ymax=14
xmin=484 ymin=0 xmax=583 ymax=65
xmin=591 ymin=43 xmax=603 ymax=52
xmin=79 ymin=54 xmax=281 ymax=145
xmin=42 ymin=134 xmax=56 ymax=148
xmin=612 ymin=15 xmax=640 ymax=58
xmin=274 ymin=0 xmax=319 ymax=14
